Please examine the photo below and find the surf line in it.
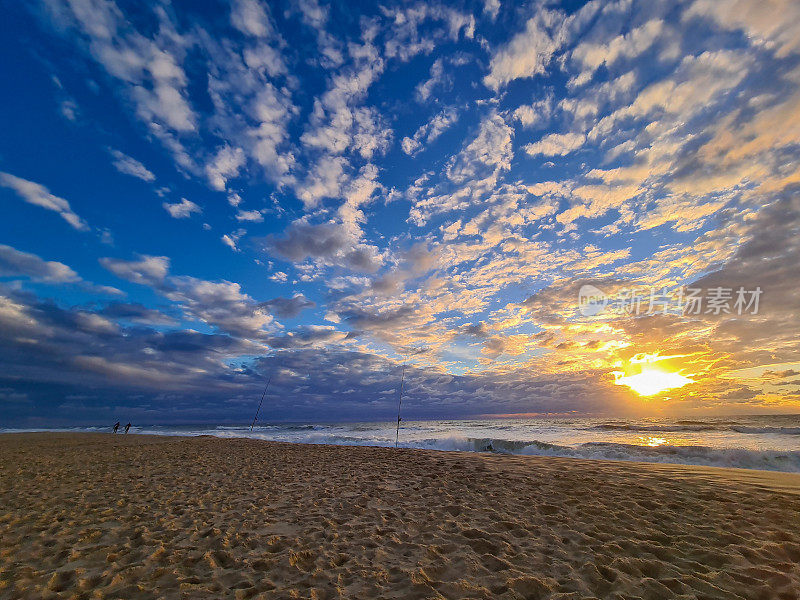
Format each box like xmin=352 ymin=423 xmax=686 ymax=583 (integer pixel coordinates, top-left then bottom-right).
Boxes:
xmin=250 ymin=375 xmax=272 ymax=432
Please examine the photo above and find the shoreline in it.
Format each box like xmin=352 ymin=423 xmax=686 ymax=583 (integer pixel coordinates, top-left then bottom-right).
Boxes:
xmin=2 ymin=433 xmax=800 ymax=598
xmin=2 ymin=426 xmax=799 ymax=475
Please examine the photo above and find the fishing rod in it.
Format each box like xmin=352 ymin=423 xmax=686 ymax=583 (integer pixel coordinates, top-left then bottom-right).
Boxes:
xmin=250 ymin=375 xmax=272 ymax=431
xmin=395 ymin=364 xmax=406 ymax=448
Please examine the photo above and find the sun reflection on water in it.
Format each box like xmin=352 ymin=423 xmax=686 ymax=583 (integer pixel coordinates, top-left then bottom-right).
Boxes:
xmin=639 ymin=436 xmax=668 ymax=447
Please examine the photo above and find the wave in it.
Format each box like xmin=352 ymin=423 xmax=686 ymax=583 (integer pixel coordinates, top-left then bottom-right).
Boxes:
xmin=407 ymin=437 xmax=800 ymax=473
xmin=203 ymin=431 xmax=800 ymax=472
xmin=730 ymin=426 xmax=800 ymax=435
xmin=592 ymin=423 xmax=718 ymax=432
xmin=591 ymin=423 xmax=800 ymax=435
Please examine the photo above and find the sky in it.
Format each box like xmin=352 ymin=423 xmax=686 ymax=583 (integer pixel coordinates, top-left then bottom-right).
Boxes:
xmin=1 ymin=0 xmax=799 ymax=425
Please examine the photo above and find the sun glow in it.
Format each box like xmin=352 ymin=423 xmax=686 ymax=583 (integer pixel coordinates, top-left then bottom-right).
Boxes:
xmin=614 ymin=353 xmax=694 ymax=397
xmin=615 ymin=367 xmax=694 ymax=396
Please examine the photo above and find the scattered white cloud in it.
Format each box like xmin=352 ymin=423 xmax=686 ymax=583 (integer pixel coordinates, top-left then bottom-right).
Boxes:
xmin=230 ymin=0 xmax=274 ymax=38
xmin=100 ymin=255 xmax=170 ymax=287
xmin=269 ymin=270 xmax=288 ymax=283
xmin=222 ymin=228 xmax=247 ymax=252
xmin=205 ymin=145 xmax=245 ymax=191
xmin=235 ymin=209 xmax=264 ymax=222
xmin=0 ymin=244 xmax=80 ymax=283
xmin=525 ymin=132 xmax=585 ymax=156
xmin=163 ymin=198 xmax=201 ymax=219
xmin=60 ymin=99 xmax=78 ymax=121
xmin=483 ymin=0 xmax=500 ymax=21
xmin=0 ymin=172 xmax=89 ymax=231
xmin=402 ymin=108 xmax=459 ymax=155
xmin=484 ymin=8 xmax=568 ymax=90
xmin=110 ymin=149 xmax=156 ymax=182
xmin=222 ymin=234 xmax=238 ymax=251
xmin=446 ymin=113 xmax=513 ymax=183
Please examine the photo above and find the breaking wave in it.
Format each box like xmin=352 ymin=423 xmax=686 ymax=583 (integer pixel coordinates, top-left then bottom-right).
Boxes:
xmin=591 ymin=423 xmax=800 ymax=435
xmin=162 ymin=429 xmax=800 ymax=472
xmin=383 ymin=436 xmax=800 ymax=472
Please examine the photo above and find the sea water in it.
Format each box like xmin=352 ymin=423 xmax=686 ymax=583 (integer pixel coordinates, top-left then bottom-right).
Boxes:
xmin=4 ymin=414 xmax=799 ymax=473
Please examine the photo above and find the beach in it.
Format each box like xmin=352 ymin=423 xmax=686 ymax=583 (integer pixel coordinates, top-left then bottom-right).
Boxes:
xmin=1 ymin=433 xmax=799 ymax=599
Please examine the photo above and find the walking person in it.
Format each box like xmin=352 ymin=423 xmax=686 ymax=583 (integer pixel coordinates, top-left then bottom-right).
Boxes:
xmin=112 ymin=421 xmax=120 ymax=434
xmin=124 ymin=423 xmax=131 ymax=434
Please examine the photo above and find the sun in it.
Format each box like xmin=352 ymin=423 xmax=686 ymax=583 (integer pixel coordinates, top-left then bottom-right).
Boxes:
xmin=613 ymin=353 xmax=694 ymax=397
xmin=615 ymin=367 xmax=694 ymax=396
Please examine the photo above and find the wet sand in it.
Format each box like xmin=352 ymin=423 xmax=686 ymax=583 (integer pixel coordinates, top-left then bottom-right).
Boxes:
xmin=1 ymin=433 xmax=799 ymax=599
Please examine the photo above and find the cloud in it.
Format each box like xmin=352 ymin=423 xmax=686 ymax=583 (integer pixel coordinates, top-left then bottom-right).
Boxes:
xmin=484 ymin=8 xmax=568 ymax=90
xmin=525 ymin=132 xmax=585 ymax=157
xmin=60 ymin=99 xmax=78 ymax=121
xmin=269 ymin=221 xmax=382 ymax=272
xmin=686 ymin=0 xmax=800 ymax=58
xmin=235 ymin=209 xmax=264 ymax=222
xmin=416 ymin=58 xmax=445 ymax=102
xmin=483 ymin=0 xmax=500 ymax=21
xmin=266 ymin=325 xmax=346 ymax=348
xmin=269 ymin=271 xmax=288 ymax=283
xmin=99 ymin=302 xmax=175 ymax=325
xmin=109 ymin=149 xmax=155 ymax=182
xmin=41 ymin=0 xmax=199 ymax=167
xmin=339 ymin=164 xmax=381 ymax=238
xmin=294 ymin=156 xmax=347 ymax=208
xmin=100 ymin=255 xmax=170 ymax=287
xmin=0 ymin=172 xmax=89 ymax=231
xmin=221 ymin=234 xmax=239 ymax=251
xmin=381 ymin=5 xmax=475 ymax=62
xmin=163 ymin=198 xmax=201 ymax=218
xmin=260 ymin=294 xmax=316 ymax=318
xmin=205 ymin=145 xmax=245 ymax=191
xmin=569 ymin=19 xmax=665 ymax=86
xmin=299 ymin=40 xmax=390 ymax=165
xmin=230 ymin=0 xmax=274 ymax=38
xmin=401 ymin=137 xmax=421 ymax=155
xmin=512 ymin=96 xmax=553 ymax=129
xmin=0 ymin=244 xmax=80 ymax=283
xmin=446 ymin=113 xmax=513 ymax=184
xmin=100 ymin=253 xmax=278 ymax=339
xmin=401 ymin=108 xmax=459 ymax=156
xmin=164 ymin=275 xmax=275 ymax=337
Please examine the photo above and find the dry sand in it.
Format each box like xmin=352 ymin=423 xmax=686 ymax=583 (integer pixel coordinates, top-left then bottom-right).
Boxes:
xmin=1 ymin=433 xmax=799 ymax=600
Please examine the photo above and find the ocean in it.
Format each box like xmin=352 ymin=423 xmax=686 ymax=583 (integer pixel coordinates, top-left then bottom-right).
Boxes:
xmin=3 ymin=414 xmax=799 ymax=472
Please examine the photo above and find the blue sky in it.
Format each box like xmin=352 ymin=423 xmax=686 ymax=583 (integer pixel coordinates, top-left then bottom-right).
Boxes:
xmin=1 ymin=0 xmax=799 ymax=425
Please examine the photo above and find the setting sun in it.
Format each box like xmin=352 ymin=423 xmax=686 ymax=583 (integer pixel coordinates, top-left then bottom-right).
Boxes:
xmin=613 ymin=353 xmax=695 ymax=396
xmin=615 ymin=367 xmax=694 ymax=396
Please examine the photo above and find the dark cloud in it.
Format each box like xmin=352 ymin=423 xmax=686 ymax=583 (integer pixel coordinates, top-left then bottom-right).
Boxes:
xmin=268 ymin=222 xmax=381 ymax=272
xmin=98 ymin=302 xmax=176 ymax=325
xmin=260 ymin=294 xmax=316 ymax=318
xmin=265 ymin=326 xmax=344 ymax=348
xmin=339 ymin=304 xmax=419 ymax=330
xmin=461 ymin=322 xmax=489 ymax=337
xmin=689 ymin=192 xmax=800 ymax=365
xmin=99 ymin=256 xmax=278 ymax=339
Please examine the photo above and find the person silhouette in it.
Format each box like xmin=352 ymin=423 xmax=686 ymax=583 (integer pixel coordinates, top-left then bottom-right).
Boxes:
xmin=113 ymin=421 xmax=120 ymax=433
xmin=124 ymin=423 xmax=131 ymax=434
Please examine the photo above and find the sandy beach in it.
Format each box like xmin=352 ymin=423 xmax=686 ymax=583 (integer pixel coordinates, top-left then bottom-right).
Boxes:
xmin=1 ymin=433 xmax=799 ymax=599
